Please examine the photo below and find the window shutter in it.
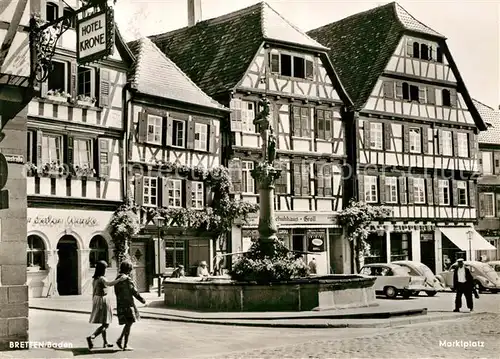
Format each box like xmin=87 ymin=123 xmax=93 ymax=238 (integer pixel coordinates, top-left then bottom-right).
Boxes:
xmin=451 ymin=180 xmax=458 ymax=206
xmin=185 ymin=180 xmax=192 ymax=208
xmin=293 ymin=161 xmax=301 ymax=195
xmin=160 ymin=178 xmax=168 ymax=207
xmin=379 ymin=175 xmax=386 ymax=204
xmin=426 ymin=178 xmax=433 ymax=204
xmin=228 ymin=159 xmax=242 ymax=193
xmin=406 ymin=40 xmax=414 ymax=57
xmin=166 ymin=117 xmax=173 ymax=146
xmin=469 ymin=181 xmax=476 ymax=208
xmin=384 ymin=123 xmax=392 ymax=150
xmin=395 ymin=82 xmax=403 ymax=99
xmin=469 ymin=133 xmax=476 ymax=159
xmin=315 ymin=110 xmax=322 ymax=139
xmin=422 ymin=126 xmax=429 ymax=153
xmin=426 ymin=87 xmax=435 ymax=105
xmin=270 ymin=53 xmax=280 ymax=73
xmin=383 ymin=81 xmax=394 ymax=99
xmin=135 ymin=175 xmax=144 ymax=206
xmin=418 ymin=87 xmax=426 ymax=103
xmin=98 ymin=139 xmax=110 ymax=177
xmin=364 ymin=122 xmax=371 ymax=149
xmin=99 ymin=69 xmax=111 ymax=107
xmin=451 ymin=132 xmax=459 ymax=157
xmin=209 ymin=123 xmax=217 ymax=153
xmin=325 ymin=111 xmax=332 ymax=141
xmin=205 ymin=185 xmax=213 ymax=207
xmin=450 ymin=89 xmax=457 ymax=107
xmin=300 ymin=107 xmax=309 ymax=138
xmin=301 ymin=163 xmax=310 ymax=195
xmin=186 ymin=120 xmax=195 ymax=150
xmin=398 ymin=177 xmax=407 ymax=204
xmin=36 ymin=130 xmax=43 ymax=165
xmin=493 ymin=152 xmax=500 ymax=174
xmin=305 ymin=60 xmax=314 ymax=79
xmin=428 ymin=46 xmax=434 ymax=60
xmin=230 ymin=99 xmax=242 ymax=132
xmin=324 ymin=164 xmax=332 ymax=197
xmin=433 ymin=178 xmax=440 ymax=205
xmin=137 ymin=112 xmax=148 ymax=143
xmin=407 ymin=177 xmax=414 ymax=204
xmin=292 ymin=106 xmax=301 ymax=136
xmin=403 ymin=125 xmax=410 ymax=153
xmin=437 ymin=130 xmax=443 ymax=155
xmin=66 ymin=136 xmax=74 ymax=167
xmin=358 ymin=174 xmax=365 ymax=202
xmin=40 ymin=81 xmax=48 ymax=98
xmin=70 ymin=61 xmax=77 ymax=98
xmin=479 ymin=193 xmax=485 ymax=215
xmin=315 ymin=163 xmax=324 ymax=197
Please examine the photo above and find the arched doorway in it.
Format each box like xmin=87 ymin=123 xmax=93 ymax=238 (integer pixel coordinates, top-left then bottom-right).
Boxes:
xmin=57 ymin=235 xmax=79 ymax=295
xmin=89 ymin=235 xmax=109 ymax=268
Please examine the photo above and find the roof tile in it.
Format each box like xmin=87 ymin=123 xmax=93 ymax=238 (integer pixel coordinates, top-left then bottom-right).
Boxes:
xmin=474 ymin=99 xmax=500 ymax=145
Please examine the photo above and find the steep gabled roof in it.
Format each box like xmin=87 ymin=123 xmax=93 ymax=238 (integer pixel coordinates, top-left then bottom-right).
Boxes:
xmin=307 ymin=2 xmax=486 ymax=130
xmin=474 ymin=99 xmax=500 ymax=145
xmin=148 ymin=2 xmax=328 ymax=98
xmin=127 ymin=37 xmax=226 ymax=112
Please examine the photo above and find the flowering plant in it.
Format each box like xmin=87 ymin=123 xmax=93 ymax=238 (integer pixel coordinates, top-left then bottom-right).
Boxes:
xmin=74 ymin=164 xmax=96 ymax=177
xmin=76 ymin=95 xmax=96 ymax=104
xmin=47 ymin=89 xmax=71 ymax=98
xmin=109 ymin=196 xmax=141 ymax=265
xmin=25 ymin=162 xmax=39 ymax=176
xmin=40 ymin=161 xmax=66 ymax=176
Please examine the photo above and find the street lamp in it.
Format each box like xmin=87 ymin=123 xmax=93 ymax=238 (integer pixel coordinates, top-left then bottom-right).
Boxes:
xmin=153 ymin=214 xmax=165 ymax=297
xmin=467 ymin=229 xmax=473 ymax=261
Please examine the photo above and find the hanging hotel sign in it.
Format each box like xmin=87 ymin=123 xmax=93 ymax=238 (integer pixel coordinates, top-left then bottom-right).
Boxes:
xmin=307 ymin=229 xmax=326 ymax=252
xmin=77 ymin=7 xmax=115 ymax=64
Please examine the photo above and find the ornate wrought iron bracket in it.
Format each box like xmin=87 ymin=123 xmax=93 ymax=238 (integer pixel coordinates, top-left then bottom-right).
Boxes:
xmin=29 ymin=1 xmax=108 ymax=83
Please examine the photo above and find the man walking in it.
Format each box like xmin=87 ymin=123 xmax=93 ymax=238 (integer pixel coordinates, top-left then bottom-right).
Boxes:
xmin=453 ymin=258 xmax=479 ymax=312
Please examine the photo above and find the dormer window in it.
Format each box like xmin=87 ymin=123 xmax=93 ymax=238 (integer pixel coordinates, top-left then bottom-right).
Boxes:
xmin=269 ymin=51 xmax=313 ymax=80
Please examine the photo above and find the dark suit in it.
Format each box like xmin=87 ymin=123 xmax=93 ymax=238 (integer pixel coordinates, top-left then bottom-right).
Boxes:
xmin=453 ymin=266 xmax=477 ymax=310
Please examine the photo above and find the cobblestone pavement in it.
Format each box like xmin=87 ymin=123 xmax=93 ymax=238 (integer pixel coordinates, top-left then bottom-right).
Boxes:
xmin=203 ymin=313 xmax=500 ymax=359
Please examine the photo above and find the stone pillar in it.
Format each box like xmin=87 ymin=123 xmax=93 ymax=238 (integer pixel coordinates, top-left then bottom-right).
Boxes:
xmin=42 ymin=249 xmax=59 ymax=297
xmin=78 ymin=249 xmax=91 ymax=295
xmin=411 ymin=230 xmax=421 ymax=262
xmin=0 ymin=107 xmax=28 ymax=349
xmin=434 ymin=229 xmax=443 ymax=274
xmin=385 ymin=230 xmax=391 ymax=263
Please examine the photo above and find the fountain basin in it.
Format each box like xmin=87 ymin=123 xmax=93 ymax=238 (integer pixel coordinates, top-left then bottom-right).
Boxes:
xmin=163 ymin=275 xmax=377 ymax=312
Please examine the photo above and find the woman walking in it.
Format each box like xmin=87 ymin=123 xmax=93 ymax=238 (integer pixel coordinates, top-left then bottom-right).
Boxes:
xmin=86 ymin=260 xmax=126 ymax=350
xmin=114 ymin=260 xmax=146 ymax=351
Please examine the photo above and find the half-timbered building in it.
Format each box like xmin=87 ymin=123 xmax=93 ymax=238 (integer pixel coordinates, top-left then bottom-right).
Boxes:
xmin=126 ymin=37 xmax=228 ymax=290
xmin=474 ymin=99 xmax=500 ymax=261
xmin=26 ymin=0 xmax=134 ymax=297
xmin=150 ymin=1 xmax=352 ymax=274
xmin=308 ymin=2 xmax=493 ymax=273
xmin=0 ymin=0 xmax=36 ymax=346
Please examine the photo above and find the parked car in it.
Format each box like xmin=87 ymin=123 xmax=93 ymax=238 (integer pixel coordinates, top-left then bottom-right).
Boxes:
xmin=436 ymin=261 xmax=500 ymax=293
xmin=392 ymin=260 xmax=444 ymax=296
xmin=360 ymin=263 xmax=428 ymax=299
xmin=487 ymin=261 xmax=500 ymax=274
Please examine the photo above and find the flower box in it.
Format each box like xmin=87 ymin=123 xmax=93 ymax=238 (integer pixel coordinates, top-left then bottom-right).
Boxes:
xmin=77 ymin=100 xmax=96 ymax=107
xmin=47 ymin=95 xmax=68 ymax=103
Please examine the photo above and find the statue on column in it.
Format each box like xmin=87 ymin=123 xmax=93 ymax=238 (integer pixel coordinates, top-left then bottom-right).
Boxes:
xmin=253 ymin=98 xmax=277 ymax=166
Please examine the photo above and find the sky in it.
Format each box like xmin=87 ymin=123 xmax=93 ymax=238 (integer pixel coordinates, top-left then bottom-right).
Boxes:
xmin=114 ymin=0 xmax=499 ymax=109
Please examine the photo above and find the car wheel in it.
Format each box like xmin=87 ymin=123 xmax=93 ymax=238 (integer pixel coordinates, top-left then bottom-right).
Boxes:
xmin=425 ymin=291 xmax=437 ymax=297
xmin=474 ymin=280 xmax=484 ymax=293
xmin=384 ymin=286 xmax=398 ymax=299
xmin=402 ymin=291 xmax=411 ymax=299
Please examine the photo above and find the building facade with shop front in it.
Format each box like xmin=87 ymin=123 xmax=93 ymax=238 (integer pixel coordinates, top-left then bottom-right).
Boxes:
xmin=151 ymin=1 xmax=352 ymax=274
xmin=26 ymin=0 xmax=134 ymax=297
xmin=473 ymin=99 xmax=500 ymax=262
xmin=309 ymin=3 xmax=494 ymax=274
xmin=125 ymin=37 xmax=228 ymax=291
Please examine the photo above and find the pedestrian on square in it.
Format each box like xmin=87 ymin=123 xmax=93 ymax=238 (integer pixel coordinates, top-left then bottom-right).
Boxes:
xmin=114 ymin=260 xmax=146 ymax=351
xmin=86 ymin=260 xmax=127 ymax=350
xmin=453 ymin=258 xmax=479 ymax=312
xmin=308 ymin=258 xmax=317 ymax=274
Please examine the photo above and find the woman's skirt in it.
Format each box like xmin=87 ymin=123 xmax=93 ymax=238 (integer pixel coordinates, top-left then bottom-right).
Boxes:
xmin=89 ymin=295 xmax=113 ymax=324
xmin=117 ymin=305 xmax=140 ymax=325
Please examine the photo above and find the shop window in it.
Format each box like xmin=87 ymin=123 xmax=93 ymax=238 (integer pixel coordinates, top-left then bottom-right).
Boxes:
xmin=77 ymin=66 xmax=94 ymax=98
xmin=27 ymin=235 xmax=45 ymax=270
xmin=364 ymin=232 xmax=387 ymax=264
xmin=165 ymin=240 xmax=185 ymax=268
xmin=89 ymin=236 xmax=109 ymax=268
xmin=390 ymin=233 xmax=411 ymax=261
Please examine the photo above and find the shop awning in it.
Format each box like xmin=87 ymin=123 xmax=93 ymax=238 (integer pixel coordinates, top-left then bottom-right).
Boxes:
xmin=438 ymin=227 xmax=496 ymax=251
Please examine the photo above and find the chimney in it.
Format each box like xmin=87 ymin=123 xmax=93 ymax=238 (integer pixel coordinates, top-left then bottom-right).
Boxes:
xmin=188 ymin=0 xmax=202 ymax=27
